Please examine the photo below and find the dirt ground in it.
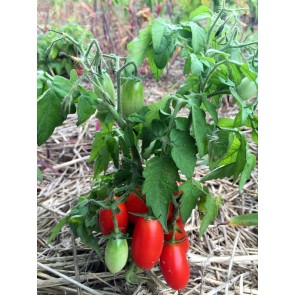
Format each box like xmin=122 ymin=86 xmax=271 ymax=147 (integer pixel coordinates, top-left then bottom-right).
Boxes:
xmin=37 ymin=59 xmax=258 ymax=294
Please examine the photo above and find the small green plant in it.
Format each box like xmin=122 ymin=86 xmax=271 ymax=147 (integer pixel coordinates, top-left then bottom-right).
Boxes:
xmin=39 ymin=1 xmax=258 ymax=291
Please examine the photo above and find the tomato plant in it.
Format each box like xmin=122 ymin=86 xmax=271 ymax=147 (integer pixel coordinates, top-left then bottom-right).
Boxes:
xmin=131 ymin=218 xmax=164 ymax=269
xmin=98 ymin=196 xmax=128 ymax=235
xmin=105 ymin=238 xmax=128 ymax=274
xmin=160 ymin=243 xmax=190 ymax=290
xmin=40 ymin=0 xmax=258 ymax=288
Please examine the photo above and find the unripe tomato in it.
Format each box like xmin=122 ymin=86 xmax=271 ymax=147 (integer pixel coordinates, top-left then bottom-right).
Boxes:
xmin=164 ymin=218 xmax=189 ymax=253
xmin=105 ymin=238 xmax=128 ymax=274
xmin=125 ymin=191 xmax=148 ymax=224
xmin=94 ymin=72 xmax=116 ymax=119
xmin=98 ymin=196 xmax=128 ymax=235
xmin=236 ymin=77 xmax=257 ymax=101
xmin=160 ymin=243 xmax=190 ymax=290
xmin=121 ymin=78 xmax=144 ymax=117
xmin=132 ymin=218 xmax=164 ymax=270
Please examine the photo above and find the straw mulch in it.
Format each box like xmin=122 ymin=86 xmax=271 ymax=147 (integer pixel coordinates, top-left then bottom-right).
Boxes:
xmin=37 ymin=63 xmax=258 ymax=295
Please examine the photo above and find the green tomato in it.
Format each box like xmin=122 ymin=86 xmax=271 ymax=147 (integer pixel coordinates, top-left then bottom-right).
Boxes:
xmin=105 ymin=238 xmax=128 ymax=274
xmin=236 ymin=77 xmax=257 ymax=101
xmin=121 ymin=79 xmax=144 ymax=117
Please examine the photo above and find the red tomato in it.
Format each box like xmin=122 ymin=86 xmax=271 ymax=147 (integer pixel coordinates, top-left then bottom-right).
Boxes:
xmin=160 ymin=243 xmax=190 ymax=290
xmin=125 ymin=191 xmax=148 ymax=224
xmin=164 ymin=218 xmax=189 ymax=253
xmin=132 ymin=218 xmax=164 ymax=269
xmin=98 ymin=196 xmax=128 ymax=235
xmin=76 ymin=65 xmax=83 ymax=76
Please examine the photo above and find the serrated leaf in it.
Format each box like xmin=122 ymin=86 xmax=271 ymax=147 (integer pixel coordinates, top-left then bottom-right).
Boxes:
xmin=48 ymin=216 xmax=69 ymax=243
xmin=77 ymin=91 xmax=99 ymax=125
xmin=190 ymin=22 xmax=206 ymax=53
xmin=190 ymin=53 xmax=204 ymax=76
xmin=201 ymin=163 xmax=236 ymax=182
xmin=189 ymin=5 xmax=212 ymax=21
xmin=208 ymin=130 xmax=231 ymax=169
xmin=179 ymin=180 xmax=206 ymax=223
xmin=37 ymin=89 xmax=67 ymax=145
xmin=233 ymin=134 xmax=247 ymax=182
xmin=201 ymin=96 xmax=218 ymax=124
xmin=240 ymin=62 xmax=257 ymax=82
xmin=175 ymin=117 xmax=189 ymax=131
xmin=147 ymin=47 xmax=164 ymax=81
xmin=51 ymin=75 xmax=73 ymax=99
xmin=108 ymin=137 xmax=120 ymax=169
xmin=89 ymin=131 xmax=107 ymax=162
xmin=70 ymin=69 xmax=79 ymax=83
xmin=152 ymin=18 xmax=175 ymax=69
xmin=93 ymin=144 xmax=109 ymax=177
xmin=126 ymin=25 xmax=152 ymax=73
xmin=239 ymin=153 xmax=256 ymax=192
xmin=143 ymin=96 xmax=172 ymax=127
xmin=142 ymin=156 xmax=179 ymax=231
xmin=170 ymin=129 xmax=197 ymax=178
xmin=228 ymin=213 xmax=258 ymax=227
xmin=191 ymin=101 xmax=209 ymax=157
xmin=217 ymin=118 xmax=235 ymax=128
xmin=199 ymin=195 xmax=222 ymax=238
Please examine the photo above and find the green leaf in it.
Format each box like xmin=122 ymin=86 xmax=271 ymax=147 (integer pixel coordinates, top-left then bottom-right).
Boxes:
xmin=143 ymin=96 xmax=172 ymax=127
xmin=76 ymin=223 xmax=102 ymax=259
xmin=190 ymin=22 xmax=206 ymax=53
xmin=191 ymin=101 xmax=209 ymax=157
xmin=175 ymin=117 xmax=189 ymax=131
xmin=179 ymin=180 xmax=206 ymax=223
xmin=147 ymin=47 xmax=164 ymax=81
xmin=240 ymin=62 xmax=258 ymax=82
xmin=170 ymin=129 xmax=197 ymax=178
xmin=152 ymin=18 xmax=175 ymax=69
xmin=199 ymin=195 xmax=223 ymax=238
xmin=37 ymin=89 xmax=66 ymax=145
xmin=70 ymin=69 xmax=79 ymax=83
xmin=48 ymin=216 xmax=69 ymax=244
xmin=201 ymin=96 xmax=218 ymax=124
xmin=37 ymin=167 xmax=43 ymax=182
xmin=239 ymin=153 xmax=256 ymax=192
xmin=228 ymin=213 xmax=258 ymax=227
xmin=123 ymin=125 xmax=135 ymax=150
xmin=190 ymin=53 xmax=204 ymax=76
xmin=208 ymin=130 xmax=231 ymax=170
xmin=142 ymin=156 xmax=179 ymax=231
xmin=126 ymin=25 xmax=152 ymax=72
xmin=201 ymin=163 xmax=236 ymax=182
xmin=89 ymin=131 xmax=107 ymax=162
xmin=218 ymin=118 xmax=235 ymax=128
xmin=51 ymin=75 xmax=73 ymax=99
xmin=226 ymin=61 xmax=243 ymax=85
xmin=93 ymin=144 xmax=110 ymax=177
xmin=233 ymin=134 xmax=247 ymax=182
xmin=107 ymin=137 xmax=119 ymax=169
xmin=189 ymin=5 xmax=212 ymax=22
xmin=77 ymin=91 xmax=99 ymax=125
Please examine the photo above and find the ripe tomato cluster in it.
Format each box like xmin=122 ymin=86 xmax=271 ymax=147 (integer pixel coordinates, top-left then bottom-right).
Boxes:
xmin=97 ymin=184 xmax=190 ymax=291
